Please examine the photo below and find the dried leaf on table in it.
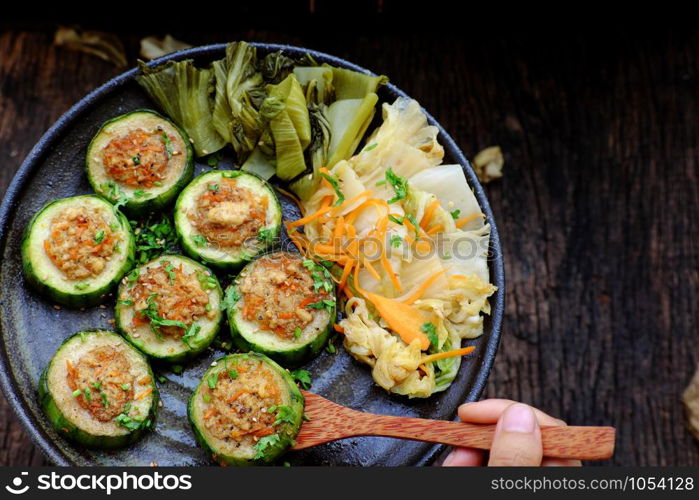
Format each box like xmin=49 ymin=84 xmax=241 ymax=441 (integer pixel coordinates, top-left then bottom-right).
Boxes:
xmin=473 ymin=145 xmax=504 ymax=183
xmin=54 ymin=26 xmax=127 ymax=68
xmin=140 ymin=35 xmax=192 ymax=60
xmin=683 ymin=365 xmax=699 ymax=441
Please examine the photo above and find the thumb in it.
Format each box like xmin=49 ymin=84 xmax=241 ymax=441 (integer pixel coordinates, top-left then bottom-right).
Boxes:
xmin=488 ymin=403 xmax=543 ymax=466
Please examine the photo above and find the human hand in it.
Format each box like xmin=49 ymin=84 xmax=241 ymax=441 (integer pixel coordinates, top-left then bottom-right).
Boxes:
xmin=442 ymin=399 xmax=582 ymax=466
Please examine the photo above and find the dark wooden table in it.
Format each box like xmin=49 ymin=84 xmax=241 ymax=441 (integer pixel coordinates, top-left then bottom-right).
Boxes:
xmin=1 ymin=24 xmax=698 ymax=466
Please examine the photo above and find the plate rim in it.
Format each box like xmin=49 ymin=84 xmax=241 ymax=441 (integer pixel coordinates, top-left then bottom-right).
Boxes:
xmin=0 ymin=42 xmax=505 ymax=466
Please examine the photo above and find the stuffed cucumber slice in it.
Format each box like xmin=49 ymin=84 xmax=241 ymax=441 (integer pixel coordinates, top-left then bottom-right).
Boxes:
xmin=188 ymin=352 xmax=304 ymax=466
xmin=21 ymin=195 xmax=135 ymax=307
xmin=227 ymin=252 xmax=336 ymax=365
xmin=115 ymin=255 xmax=223 ymax=363
xmin=87 ymin=109 xmax=193 ymax=216
xmin=174 ymin=170 xmax=282 ymax=271
xmin=38 ymin=330 xmax=158 ymax=449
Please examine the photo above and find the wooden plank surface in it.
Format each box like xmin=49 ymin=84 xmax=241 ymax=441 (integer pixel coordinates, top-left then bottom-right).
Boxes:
xmin=1 ymin=26 xmax=697 ymax=466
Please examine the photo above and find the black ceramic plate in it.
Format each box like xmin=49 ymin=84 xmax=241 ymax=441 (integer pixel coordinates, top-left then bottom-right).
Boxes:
xmin=0 ymin=43 xmax=504 ymax=466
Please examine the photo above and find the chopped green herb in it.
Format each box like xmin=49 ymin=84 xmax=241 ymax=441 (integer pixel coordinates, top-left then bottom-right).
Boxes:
xmin=133 ymin=190 xmax=147 ymax=198
xmin=193 ymin=235 xmax=208 ymax=247
xmin=294 ymin=327 xmax=302 ymax=339
xmin=115 ymin=412 xmax=148 ymax=431
xmin=130 ymin=215 xmax=178 ymax=265
xmin=72 ymin=389 xmax=82 ymax=397
xmin=208 ymin=183 xmax=220 ymax=192
xmin=118 ymin=298 xmax=134 ymax=306
xmin=84 ymin=387 xmax=91 ymax=401
xmin=386 ymin=168 xmax=408 ymax=204
xmin=207 ymin=372 xmax=219 ymax=390
xmin=421 ymin=322 xmax=439 ymax=348
xmin=306 ymin=299 xmax=335 ymax=312
xmin=121 ymin=383 xmax=131 ymax=391
xmin=272 ymin=405 xmax=296 ymax=426
xmin=222 ymin=170 xmax=242 ymax=178
xmin=390 ymin=235 xmax=402 ymax=248
xmin=164 ymin=262 xmax=176 ymax=285
xmin=221 ymin=287 xmax=241 ymax=312
xmin=100 ymin=391 xmax=109 ymax=407
xmin=74 ymin=283 xmax=89 ymax=290
xmin=290 ymin=369 xmax=311 ymax=389
xmin=205 ymin=303 xmax=212 ymax=312
xmin=364 ymin=142 xmax=378 ymax=152
xmin=157 ymin=376 xmax=167 ymax=383
xmin=257 ymin=227 xmax=276 ymax=244
xmin=93 ymin=230 xmax=105 ymax=244
xmin=153 ymin=180 xmax=163 ymax=187
xmin=172 ymin=364 xmax=183 ymax=375
xmin=283 ymin=461 xmax=291 ymax=467
xmin=132 ymin=155 xmax=140 ymax=165
xmin=228 ymin=368 xmax=239 ymax=379
xmin=206 ymin=151 xmax=224 ymax=168
xmin=161 ymin=133 xmax=172 ymax=157
xmin=127 ymin=268 xmax=140 ymax=284
xmin=320 ymin=172 xmax=345 ymax=206
xmin=254 ymin=434 xmax=281 ymax=459
xmin=326 ymin=339 xmax=336 ymax=354
xmin=450 ymin=209 xmax=461 ymax=220
xmin=202 ymin=393 xmax=211 ymax=403
xmin=388 ymin=214 xmax=404 ymax=225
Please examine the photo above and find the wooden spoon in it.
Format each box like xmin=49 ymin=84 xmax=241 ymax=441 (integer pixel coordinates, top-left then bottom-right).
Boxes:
xmin=292 ymin=391 xmax=616 ymax=461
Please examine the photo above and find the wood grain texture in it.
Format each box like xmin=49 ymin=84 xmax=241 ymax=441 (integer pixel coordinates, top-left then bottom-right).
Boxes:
xmin=1 ymin=24 xmax=698 ymax=466
xmin=294 ymin=392 xmax=616 ymax=460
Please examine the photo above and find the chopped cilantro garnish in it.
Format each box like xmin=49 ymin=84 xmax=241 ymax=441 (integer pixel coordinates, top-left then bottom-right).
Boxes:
xmin=208 ymin=183 xmax=219 ymax=192
xmin=390 ymin=235 xmax=402 ymax=248
xmin=118 ymin=298 xmax=133 ymax=306
xmin=133 ymin=190 xmax=146 ymax=198
xmin=115 ymin=412 xmax=149 ymax=431
xmin=257 ymin=227 xmax=276 ymax=244
xmin=254 ymin=434 xmax=281 ymax=459
xmin=121 ymin=383 xmax=131 ymax=391
xmin=272 ymin=405 xmax=296 ymax=426
xmin=290 ymin=369 xmax=311 ymax=389
xmin=84 ymin=387 xmax=91 ymax=401
xmin=130 ymin=215 xmax=178 ymax=265
xmin=221 ymin=287 xmax=241 ymax=312
xmin=132 ymin=155 xmax=140 ymax=165
xmin=74 ymin=283 xmax=89 ymax=290
xmin=450 ymin=209 xmax=461 ymax=220
xmin=153 ymin=181 xmax=163 ymax=187
xmin=127 ymin=268 xmax=140 ymax=284
xmin=294 ymin=327 xmax=302 ymax=339
xmin=385 ymin=168 xmax=408 ymax=204
xmin=202 ymin=393 xmax=211 ymax=403
xmin=172 ymin=364 xmax=184 ymax=375
xmin=364 ymin=142 xmax=378 ymax=152
xmin=138 ymin=293 xmax=199 ymax=346
xmin=93 ymin=230 xmax=105 ymax=244
xmin=193 ymin=235 xmax=208 ymax=247
xmin=100 ymin=391 xmax=109 ymax=408
xmin=388 ymin=214 xmax=404 ymax=225
xmin=222 ymin=170 xmax=242 ymax=178
xmin=72 ymin=389 xmax=81 ymax=397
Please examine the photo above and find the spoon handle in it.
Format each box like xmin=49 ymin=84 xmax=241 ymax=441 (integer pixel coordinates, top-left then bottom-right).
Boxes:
xmin=293 ymin=393 xmax=615 ymax=460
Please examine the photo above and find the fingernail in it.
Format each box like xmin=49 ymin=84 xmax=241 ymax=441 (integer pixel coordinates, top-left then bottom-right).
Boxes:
xmin=501 ymin=404 xmax=536 ymax=433
xmin=442 ymin=451 xmax=456 ymax=466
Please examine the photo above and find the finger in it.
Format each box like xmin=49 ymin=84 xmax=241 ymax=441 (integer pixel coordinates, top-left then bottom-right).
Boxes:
xmin=488 ymin=403 xmax=543 ymax=466
xmin=458 ymin=399 xmax=566 ymax=427
xmin=442 ymin=447 xmax=485 ymax=467
xmin=541 ymin=458 xmax=583 ymax=467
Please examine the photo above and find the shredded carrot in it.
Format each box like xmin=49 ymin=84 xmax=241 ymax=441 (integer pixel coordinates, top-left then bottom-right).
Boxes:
xmin=456 ymin=212 xmax=485 ymax=228
xmin=138 ymin=376 xmax=151 ymax=385
xmin=426 ymin=224 xmax=444 ymax=235
xmin=339 ymin=260 xmax=355 ymax=287
xmin=333 ymin=216 xmax=345 ymax=240
xmin=363 ymin=259 xmax=381 ymax=280
xmin=402 ymin=269 xmax=447 ymax=305
xmin=227 ymin=389 xmax=247 ymax=403
xmin=420 ymin=200 xmax=441 ymax=229
xmin=381 ymin=255 xmax=402 ymax=292
xmin=288 ymin=205 xmax=335 ymax=228
xmin=253 ymin=427 xmax=275 ymax=438
xmin=421 ymin=346 xmax=475 ymax=364
xmin=362 ymin=291 xmax=430 ymax=350
xmin=333 ymin=324 xmax=345 ymax=333
xmin=135 ymin=387 xmax=153 ymax=400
